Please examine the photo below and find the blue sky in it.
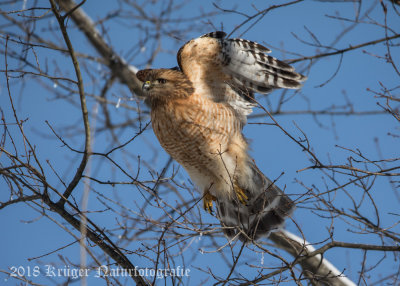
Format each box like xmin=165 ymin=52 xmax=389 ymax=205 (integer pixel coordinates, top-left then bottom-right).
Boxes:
xmin=1 ymin=0 xmax=399 ymax=285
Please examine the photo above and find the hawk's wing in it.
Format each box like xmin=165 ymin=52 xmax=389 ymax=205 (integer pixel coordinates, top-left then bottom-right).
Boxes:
xmin=177 ymin=31 xmax=307 ymax=124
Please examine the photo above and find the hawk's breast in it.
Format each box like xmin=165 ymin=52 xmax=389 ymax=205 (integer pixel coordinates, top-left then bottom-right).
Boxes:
xmin=151 ymin=95 xmax=238 ymax=174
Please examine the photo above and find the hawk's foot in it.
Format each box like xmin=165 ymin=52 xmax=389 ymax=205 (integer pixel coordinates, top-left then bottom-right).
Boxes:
xmin=234 ymin=183 xmax=248 ymax=205
xmin=203 ymin=191 xmax=217 ymax=214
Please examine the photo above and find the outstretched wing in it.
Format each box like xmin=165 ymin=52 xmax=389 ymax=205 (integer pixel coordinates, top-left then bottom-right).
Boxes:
xmin=177 ymin=31 xmax=307 ymax=124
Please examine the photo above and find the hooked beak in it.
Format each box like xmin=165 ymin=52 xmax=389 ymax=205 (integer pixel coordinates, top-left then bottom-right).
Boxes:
xmin=142 ymin=81 xmax=151 ymax=92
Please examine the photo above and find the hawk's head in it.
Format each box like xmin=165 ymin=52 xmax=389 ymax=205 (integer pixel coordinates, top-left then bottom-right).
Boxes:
xmin=136 ymin=68 xmax=194 ymax=105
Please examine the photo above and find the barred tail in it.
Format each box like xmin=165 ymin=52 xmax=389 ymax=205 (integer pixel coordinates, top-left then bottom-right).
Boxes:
xmin=216 ymin=162 xmax=295 ymax=242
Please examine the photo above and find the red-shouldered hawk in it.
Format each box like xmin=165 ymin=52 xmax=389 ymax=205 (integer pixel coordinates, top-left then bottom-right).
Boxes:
xmin=136 ymin=31 xmax=307 ymax=241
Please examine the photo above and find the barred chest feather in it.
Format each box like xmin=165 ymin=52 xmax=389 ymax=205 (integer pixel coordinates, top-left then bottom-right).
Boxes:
xmin=151 ymin=98 xmax=213 ymax=171
xmin=150 ymin=94 xmax=251 ymax=200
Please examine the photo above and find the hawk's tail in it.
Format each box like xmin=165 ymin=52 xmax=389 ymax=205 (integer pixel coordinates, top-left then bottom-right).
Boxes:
xmin=216 ymin=162 xmax=294 ymax=242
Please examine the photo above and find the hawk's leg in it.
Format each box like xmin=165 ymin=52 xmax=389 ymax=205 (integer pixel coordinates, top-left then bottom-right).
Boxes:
xmin=234 ymin=182 xmax=248 ymax=205
xmin=203 ymin=191 xmax=217 ymax=214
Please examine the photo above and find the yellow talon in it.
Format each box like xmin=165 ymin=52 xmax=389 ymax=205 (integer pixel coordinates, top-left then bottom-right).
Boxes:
xmin=203 ymin=191 xmax=217 ymax=214
xmin=234 ymin=183 xmax=248 ymax=205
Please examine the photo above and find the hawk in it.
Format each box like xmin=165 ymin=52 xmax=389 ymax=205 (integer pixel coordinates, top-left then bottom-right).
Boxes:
xmin=136 ymin=31 xmax=306 ymax=241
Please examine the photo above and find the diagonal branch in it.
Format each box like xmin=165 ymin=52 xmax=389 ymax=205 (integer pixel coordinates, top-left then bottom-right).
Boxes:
xmin=42 ymin=192 xmax=150 ymax=286
xmin=290 ymin=33 xmax=400 ymax=64
xmin=267 ymin=230 xmax=356 ymax=286
xmin=55 ymin=0 xmax=143 ymax=95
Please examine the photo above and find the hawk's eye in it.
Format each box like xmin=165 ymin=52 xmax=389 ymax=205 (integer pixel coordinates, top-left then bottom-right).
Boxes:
xmin=156 ymin=78 xmax=167 ymax=84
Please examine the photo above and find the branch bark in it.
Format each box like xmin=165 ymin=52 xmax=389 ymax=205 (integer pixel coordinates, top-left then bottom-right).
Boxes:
xmin=43 ymin=193 xmax=150 ymax=286
xmin=268 ymin=230 xmax=356 ymax=286
xmin=55 ymin=0 xmax=143 ymax=95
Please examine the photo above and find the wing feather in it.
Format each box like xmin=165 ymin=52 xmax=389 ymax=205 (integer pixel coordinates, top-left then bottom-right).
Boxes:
xmin=220 ymin=38 xmax=307 ymax=90
xmin=177 ymin=31 xmax=307 ymax=124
